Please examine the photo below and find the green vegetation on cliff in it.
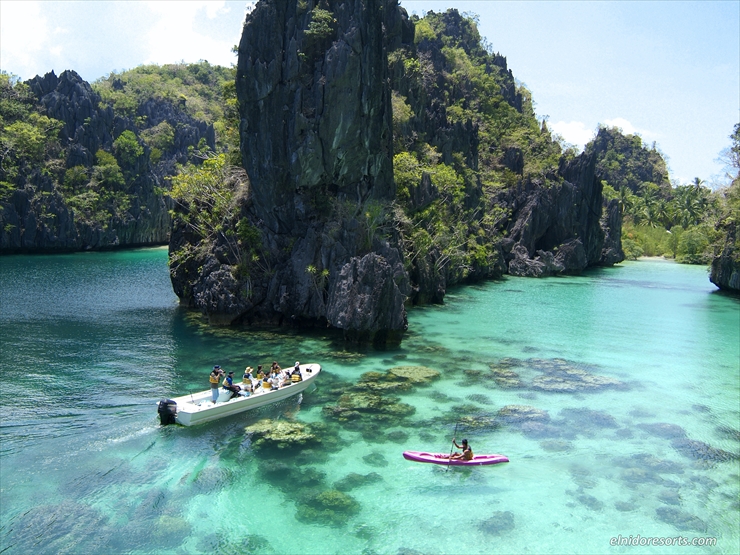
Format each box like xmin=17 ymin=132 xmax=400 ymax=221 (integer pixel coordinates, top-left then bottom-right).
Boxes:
xmin=1 ymin=62 xmax=237 ymax=251
xmin=386 ymin=10 xmax=570 ymax=287
xmin=0 ymin=73 xmax=64 ymax=200
xmin=590 ymin=125 xmax=723 ymax=264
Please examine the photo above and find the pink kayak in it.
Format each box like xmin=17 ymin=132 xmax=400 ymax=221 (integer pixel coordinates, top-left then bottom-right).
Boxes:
xmin=403 ymin=451 xmax=509 ymax=466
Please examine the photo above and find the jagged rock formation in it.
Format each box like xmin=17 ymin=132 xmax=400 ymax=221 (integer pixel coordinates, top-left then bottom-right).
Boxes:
xmin=1 ymin=70 xmax=212 ymax=252
xmin=170 ymin=0 xmax=412 ymax=342
xmin=168 ymin=2 xmax=623 ymax=342
xmin=501 ymin=148 xmax=623 ymax=277
xmin=710 ymin=222 xmax=740 ymax=292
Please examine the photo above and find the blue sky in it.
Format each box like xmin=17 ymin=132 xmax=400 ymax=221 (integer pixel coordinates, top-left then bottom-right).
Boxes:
xmin=1 ymin=0 xmax=738 ymax=185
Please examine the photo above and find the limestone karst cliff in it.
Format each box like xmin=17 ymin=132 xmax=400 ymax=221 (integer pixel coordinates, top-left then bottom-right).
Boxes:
xmin=1 ymin=68 xmax=214 ymax=252
xmin=167 ymin=2 xmax=623 ymax=343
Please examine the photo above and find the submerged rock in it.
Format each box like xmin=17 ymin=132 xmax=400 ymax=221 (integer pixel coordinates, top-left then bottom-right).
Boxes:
xmin=323 ymin=391 xmax=415 ymax=423
xmin=616 ymin=453 xmax=685 ymax=475
xmin=497 ymin=405 xmax=550 ymax=424
xmin=295 ymin=489 xmax=361 ymax=527
xmin=540 ymin=440 xmax=573 ymax=452
xmin=362 ymin=452 xmax=389 ymax=467
xmin=467 ymin=393 xmax=493 ymax=405
xmin=478 ymin=511 xmax=515 ymax=536
xmin=655 ymin=506 xmax=708 ymax=533
xmin=671 ymin=438 xmax=739 ymax=463
xmin=577 ymin=494 xmax=604 ymax=511
xmin=387 ymin=430 xmax=410 ymax=443
xmin=558 ymin=408 xmax=619 ymax=429
xmin=638 ymin=422 xmax=687 ymax=440
xmin=388 ymin=365 xmax=441 ymax=383
xmin=246 ymin=419 xmax=323 ymax=450
xmin=334 ymin=472 xmax=383 ymax=492
xmin=531 ymin=367 xmax=624 ymax=393
xmin=614 ymin=501 xmax=636 ymax=512
xmin=489 ymin=364 xmax=523 ymax=388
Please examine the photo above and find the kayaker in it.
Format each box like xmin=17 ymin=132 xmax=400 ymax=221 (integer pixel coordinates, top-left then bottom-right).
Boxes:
xmin=450 ymin=438 xmax=473 ymax=460
xmin=209 ymin=365 xmax=224 ymax=402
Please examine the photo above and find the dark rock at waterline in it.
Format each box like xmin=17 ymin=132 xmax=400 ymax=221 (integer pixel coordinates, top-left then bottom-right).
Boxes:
xmin=478 ymin=511 xmax=515 ymax=536
xmin=655 ymin=506 xmax=708 ymax=533
xmin=638 ymin=422 xmax=687 ymax=440
xmin=671 ymin=438 xmax=739 ymax=463
xmin=710 ymin=221 xmax=740 ymax=292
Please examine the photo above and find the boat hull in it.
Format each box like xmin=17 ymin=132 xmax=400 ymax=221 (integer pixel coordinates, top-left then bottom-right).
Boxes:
xmin=402 ymin=451 xmax=509 ymax=466
xmin=163 ymin=364 xmax=320 ymax=426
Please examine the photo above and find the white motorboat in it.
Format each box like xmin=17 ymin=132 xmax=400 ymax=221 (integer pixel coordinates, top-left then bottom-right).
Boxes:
xmin=157 ymin=363 xmax=321 ymax=426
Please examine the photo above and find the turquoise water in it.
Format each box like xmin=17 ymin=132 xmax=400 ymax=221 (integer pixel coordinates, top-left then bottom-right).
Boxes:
xmin=1 ymin=251 xmax=738 ymax=554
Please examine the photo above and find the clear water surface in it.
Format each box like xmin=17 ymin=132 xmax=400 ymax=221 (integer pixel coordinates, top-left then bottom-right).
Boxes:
xmin=0 ymin=250 xmax=738 ymax=554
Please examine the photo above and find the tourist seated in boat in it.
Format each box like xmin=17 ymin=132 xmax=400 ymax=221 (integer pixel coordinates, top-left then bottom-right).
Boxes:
xmin=291 ymin=367 xmax=303 ymax=383
xmin=449 ymin=438 xmax=473 ymax=460
xmin=243 ymin=367 xmax=253 ymax=383
xmin=255 ymin=366 xmax=265 ymax=380
xmin=222 ymin=371 xmax=242 ymax=396
xmin=240 ymin=380 xmax=253 ymax=397
xmin=271 ymin=361 xmax=281 ymax=372
xmin=263 ymin=374 xmax=274 ymax=391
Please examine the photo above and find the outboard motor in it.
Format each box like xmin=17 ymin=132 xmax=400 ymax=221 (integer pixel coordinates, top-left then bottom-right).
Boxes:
xmin=158 ymin=399 xmax=177 ymax=425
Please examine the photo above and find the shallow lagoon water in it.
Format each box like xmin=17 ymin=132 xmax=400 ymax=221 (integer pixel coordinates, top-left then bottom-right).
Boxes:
xmin=1 ymin=250 xmax=738 ymax=554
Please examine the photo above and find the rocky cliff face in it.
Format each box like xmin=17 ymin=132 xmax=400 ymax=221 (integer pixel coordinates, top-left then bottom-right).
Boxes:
xmin=710 ymin=222 xmax=740 ymax=292
xmin=168 ymin=2 xmax=623 ymax=342
xmin=170 ymin=0 xmax=412 ymax=342
xmin=502 ymin=149 xmax=623 ymax=277
xmin=1 ymin=70 xmax=212 ymax=252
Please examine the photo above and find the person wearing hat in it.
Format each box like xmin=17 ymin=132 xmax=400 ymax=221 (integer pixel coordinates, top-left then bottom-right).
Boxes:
xmin=209 ymin=365 xmax=224 ymax=402
xmin=243 ymin=366 xmax=253 ymax=384
xmin=222 ymin=370 xmax=241 ymax=397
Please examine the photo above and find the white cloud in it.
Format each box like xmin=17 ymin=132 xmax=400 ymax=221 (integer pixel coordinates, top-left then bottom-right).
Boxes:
xmin=142 ymin=1 xmax=238 ymax=66
xmin=0 ymin=1 xmax=49 ymax=75
xmin=602 ymin=117 xmax=658 ymax=140
xmin=549 ymin=121 xmax=595 ymax=149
